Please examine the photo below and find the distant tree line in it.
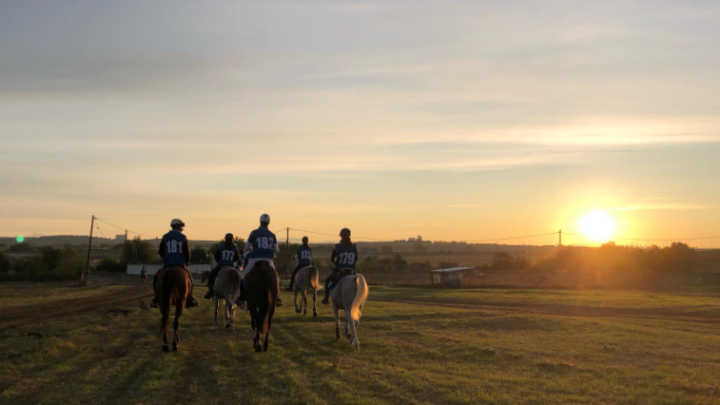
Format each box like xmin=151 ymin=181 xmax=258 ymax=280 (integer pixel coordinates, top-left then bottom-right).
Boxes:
xmin=0 ymin=245 xmax=82 ymax=281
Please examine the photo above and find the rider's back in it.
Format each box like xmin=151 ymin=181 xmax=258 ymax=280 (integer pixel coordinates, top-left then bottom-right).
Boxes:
xmin=333 ymin=243 xmax=358 ymax=272
xmin=160 ymin=230 xmax=188 ymax=266
xmin=248 ymin=227 xmax=277 ymax=259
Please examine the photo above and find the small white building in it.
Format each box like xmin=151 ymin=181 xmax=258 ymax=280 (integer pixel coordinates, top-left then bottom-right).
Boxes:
xmin=429 ymin=267 xmax=473 ymax=288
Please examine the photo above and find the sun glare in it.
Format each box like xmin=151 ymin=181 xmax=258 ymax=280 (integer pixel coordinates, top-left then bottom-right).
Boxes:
xmin=579 ymin=211 xmax=616 ymax=242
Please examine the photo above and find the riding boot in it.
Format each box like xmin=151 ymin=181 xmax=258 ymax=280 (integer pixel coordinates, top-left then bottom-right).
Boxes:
xmin=285 ymin=281 xmax=294 ymax=291
xmin=186 ymin=294 xmax=199 ymax=308
xmin=150 ymin=298 xmax=158 ymax=308
xmin=321 ymin=276 xmax=332 ymax=304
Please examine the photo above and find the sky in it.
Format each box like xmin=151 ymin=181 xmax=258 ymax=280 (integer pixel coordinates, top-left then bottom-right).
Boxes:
xmin=1 ymin=0 xmax=720 ymax=246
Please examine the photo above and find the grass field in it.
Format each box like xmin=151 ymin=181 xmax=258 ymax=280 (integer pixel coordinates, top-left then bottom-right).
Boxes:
xmin=1 ymin=283 xmax=720 ymax=405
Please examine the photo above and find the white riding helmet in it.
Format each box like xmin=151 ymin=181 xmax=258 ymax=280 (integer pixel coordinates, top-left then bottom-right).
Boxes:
xmin=260 ymin=213 xmax=271 ymax=224
xmin=170 ymin=218 xmax=185 ymax=228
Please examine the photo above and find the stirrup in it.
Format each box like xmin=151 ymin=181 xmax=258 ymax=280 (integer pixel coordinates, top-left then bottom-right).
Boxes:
xmin=204 ymin=291 xmax=213 ymax=299
xmin=186 ymin=298 xmax=199 ymax=308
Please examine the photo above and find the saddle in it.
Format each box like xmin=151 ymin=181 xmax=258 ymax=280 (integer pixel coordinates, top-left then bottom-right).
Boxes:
xmin=328 ymin=269 xmax=355 ymax=290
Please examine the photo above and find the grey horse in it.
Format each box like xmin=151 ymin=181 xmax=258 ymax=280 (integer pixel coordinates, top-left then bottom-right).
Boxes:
xmin=293 ymin=266 xmax=320 ymax=317
xmin=213 ymin=266 xmax=242 ymax=330
xmin=331 ymin=273 xmax=369 ymax=350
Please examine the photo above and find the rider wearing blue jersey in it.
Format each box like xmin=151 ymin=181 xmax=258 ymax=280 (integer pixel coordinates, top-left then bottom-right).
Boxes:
xmin=237 ymin=214 xmax=282 ymax=306
xmin=204 ymin=233 xmax=242 ymax=299
xmin=286 ymin=236 xmax=313 ymax=291
xmin=322 ymin=228 xmax=358 ymax=305
xmin=150 ymin=219 xmax=199 ymax=308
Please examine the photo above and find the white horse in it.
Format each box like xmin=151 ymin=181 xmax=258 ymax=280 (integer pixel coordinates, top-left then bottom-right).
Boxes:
xmin=213 ymin=266 xmax=242 ymax=330
xmin=331 ymin=273 xmax=369 ymax=350
xmin=293 ymin=266 xmax=321 ymax=317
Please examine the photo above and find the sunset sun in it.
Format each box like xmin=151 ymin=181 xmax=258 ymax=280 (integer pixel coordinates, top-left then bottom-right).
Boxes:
xmin=579 ymin=211 xmax=616 ymax=242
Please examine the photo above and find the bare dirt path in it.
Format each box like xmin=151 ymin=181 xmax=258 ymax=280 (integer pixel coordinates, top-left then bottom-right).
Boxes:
xmin=372 ymin=298 xmax=720 ymax=324
xmin=0 ymin=286 xmax=153 ymax=330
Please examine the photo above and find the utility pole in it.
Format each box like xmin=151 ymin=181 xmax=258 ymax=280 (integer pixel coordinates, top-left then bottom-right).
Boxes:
xmin=83 ymin=215 xmax=95 ymax=285
xmin=285 ymin=227 xmax=290 ymax=279
xmin=125 ymin=230 xmax=128 ymax=243
xmin=558 ymin=229 xmax=562 ymax=247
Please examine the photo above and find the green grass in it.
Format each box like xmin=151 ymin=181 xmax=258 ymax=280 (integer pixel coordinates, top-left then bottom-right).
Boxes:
xmin=1 ymin=284 xmax=720 ymax=404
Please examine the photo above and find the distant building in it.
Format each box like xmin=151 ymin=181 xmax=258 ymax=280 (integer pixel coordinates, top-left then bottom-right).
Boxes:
xmin=115 ymin=234 xmax=126 ymax=243
xmin=417 ymin=235 xmax=423 ymax=242
xmin=408 ymin=237 xmax=416 ymax=242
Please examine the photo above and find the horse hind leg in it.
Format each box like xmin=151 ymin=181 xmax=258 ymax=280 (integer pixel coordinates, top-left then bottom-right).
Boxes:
xmin=302 ymin=289 xmax=308 ymax=316
xmin=213 ymin=297 xmax=219 ymax=327
xmin=173 ymin=306 xmax=182 ymax=352
xmin=312 ymin=290 xmax=317 ymax=317
xmin=294 ymin=290 xmax=300 ymax=314
xmin=333 ymin=305 xmax=341 ymax=339
xmin=346 ymin=310 xmax=359 ymax=350
xmin=226 ymin=300 xmax=234 ymax=330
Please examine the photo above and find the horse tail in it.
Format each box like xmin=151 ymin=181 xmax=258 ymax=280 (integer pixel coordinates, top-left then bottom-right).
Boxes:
xmin=309 ymin=266 xmax=320 ymax=291
xmin=229 ymin=269 xmax=241 ymax=302
xmin=350 ymin=275 xmax=368 ymax=323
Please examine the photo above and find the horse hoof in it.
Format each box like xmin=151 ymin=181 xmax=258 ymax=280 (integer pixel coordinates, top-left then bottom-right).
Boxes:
xmin=172 ymin=346 xmax=178 ymax=352
xmin=254 ymin=345 xmax=262 ymax=353
xmin=162 ymin=345 xmax=169 ymax=352
xmin=226 ymin=324 xmax=231 ymax=329
xmin=313 ymin=312 xmax=318 ymax=318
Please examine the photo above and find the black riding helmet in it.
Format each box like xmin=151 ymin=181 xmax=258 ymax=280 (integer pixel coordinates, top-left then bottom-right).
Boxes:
xmin=340 ymin=228 xmax=351 ymax=237
xmin=302 ymin=236 xmax=309 ymax=245
xmin=225 ymin=233 xmax=234 ymax=242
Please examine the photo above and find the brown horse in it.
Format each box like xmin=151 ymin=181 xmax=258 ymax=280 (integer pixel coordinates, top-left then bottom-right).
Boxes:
xmin=244 ymin=261 xmax=279 ymax=352
xmin=293 ymin=266 xmax=320 ymax=317
xmin=155 ymin=265 xmax=192 ymax=352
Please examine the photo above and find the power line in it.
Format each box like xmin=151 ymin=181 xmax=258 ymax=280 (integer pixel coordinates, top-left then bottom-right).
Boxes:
xmin=289 ymin=227 xmax=386 ymax=242
xmin=466 ymin=232 xmax=558 ymax=243
xmin=94 ymin=217 xmax=156 ymax=239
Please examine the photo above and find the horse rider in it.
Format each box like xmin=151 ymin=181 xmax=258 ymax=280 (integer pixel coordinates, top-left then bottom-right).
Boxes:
xmin=204 ymin=233 xmax=241 ymax=300
xmin=321 ymin=228 xmax=358 ymax=305
xmin=150 ymin=219 xmax=199 ymax=308
xmin=285 ymin=236 xmax=312 ymax=291
xmin=140 ymin=266 xmax=147 ymax=278
xmin=237 ymin=214 xmax=283 ymax=306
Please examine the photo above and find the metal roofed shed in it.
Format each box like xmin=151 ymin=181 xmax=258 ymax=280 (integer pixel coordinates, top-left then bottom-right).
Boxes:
xmin=429 ymin=267 xmax=474 ymax=288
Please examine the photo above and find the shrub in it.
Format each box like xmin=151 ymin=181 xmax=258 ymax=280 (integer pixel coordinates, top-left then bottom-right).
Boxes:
xmin=94 ymin=257 xmax=125 ymax=273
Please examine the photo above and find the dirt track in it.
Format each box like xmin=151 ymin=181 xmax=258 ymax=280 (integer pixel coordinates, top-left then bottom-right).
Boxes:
xmin=372 ymin=298 xmax=720 ymax=325
xmin=0 ymin=286 xmax=154 ymax=330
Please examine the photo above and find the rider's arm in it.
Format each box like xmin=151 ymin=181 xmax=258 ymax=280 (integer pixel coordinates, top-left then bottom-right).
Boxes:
xmin=330 ymin=247 xmax=337 ymax=266
xmin=245 ymin=232 xmax=253 ymax=252
xmin=273 ymin=238 xmax=280 ymax=254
